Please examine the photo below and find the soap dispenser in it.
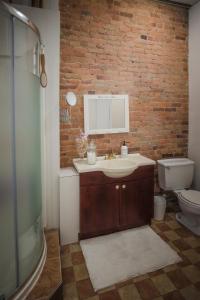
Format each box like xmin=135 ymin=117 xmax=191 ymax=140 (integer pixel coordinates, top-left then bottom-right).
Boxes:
xmin=121 ymin=141 xmax=128 ymax=158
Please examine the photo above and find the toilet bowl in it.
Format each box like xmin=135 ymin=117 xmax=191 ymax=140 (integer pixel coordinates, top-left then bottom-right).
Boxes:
xmin=174 ymin=190 xmax=200 ymax=236
xmin=157 ymin=158 xmax=200 ymax=236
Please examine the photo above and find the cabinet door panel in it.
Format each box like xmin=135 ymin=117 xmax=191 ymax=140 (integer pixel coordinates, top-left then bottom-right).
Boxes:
xmin=80 ymin=183 xmax=119 ymax=237
xmin=120 ymin=178 xmax=154 ymax=228
xmin=120 ymin=181 xmax=142 ymax=227
xmin=138 ymin=177 xmax=154 ymax=223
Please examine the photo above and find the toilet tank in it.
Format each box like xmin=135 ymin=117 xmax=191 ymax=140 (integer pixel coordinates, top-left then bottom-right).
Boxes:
xmin=157 ymin=158 xmax=194 ymax=191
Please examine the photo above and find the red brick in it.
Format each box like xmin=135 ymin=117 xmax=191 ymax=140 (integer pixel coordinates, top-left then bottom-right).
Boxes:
xmin=60 ymin=0 xmax=188 ymax=167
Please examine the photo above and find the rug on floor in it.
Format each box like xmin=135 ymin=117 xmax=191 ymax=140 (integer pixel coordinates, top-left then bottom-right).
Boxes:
xmin=80 ymin=226 xmax=182 ymax=291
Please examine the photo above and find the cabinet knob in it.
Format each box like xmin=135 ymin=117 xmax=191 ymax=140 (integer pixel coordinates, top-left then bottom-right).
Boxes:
xmin=122 ymin=184 xmax=126 ymax=189
xmin=115 ymin=185 xmax=120 ymax=190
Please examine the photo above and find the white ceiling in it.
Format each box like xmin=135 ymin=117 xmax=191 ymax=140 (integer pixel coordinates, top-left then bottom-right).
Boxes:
xmin=170 ymin=0 xmax=199 ymax=5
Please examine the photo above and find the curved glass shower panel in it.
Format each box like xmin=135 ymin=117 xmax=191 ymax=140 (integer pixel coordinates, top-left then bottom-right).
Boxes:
xmin=14 ymin=18 xmax=43 ymax=284
xmin=0 ymin=3 xmax=44 ymax=298
xmin=0 ymin=9 xmax=17 ymax=298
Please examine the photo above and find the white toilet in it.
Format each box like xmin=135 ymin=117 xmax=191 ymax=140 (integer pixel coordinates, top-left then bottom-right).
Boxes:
xmin=157 ymin=158 xmax=200 ymax=236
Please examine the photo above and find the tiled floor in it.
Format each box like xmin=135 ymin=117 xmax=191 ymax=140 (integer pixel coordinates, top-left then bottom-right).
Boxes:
xmin=61 ymin=210 xmax=200 ymax=300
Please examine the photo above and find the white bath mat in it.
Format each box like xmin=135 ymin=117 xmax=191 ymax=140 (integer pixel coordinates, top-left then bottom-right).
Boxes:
xmin=80 ymin=226 xmax=181 ymax=291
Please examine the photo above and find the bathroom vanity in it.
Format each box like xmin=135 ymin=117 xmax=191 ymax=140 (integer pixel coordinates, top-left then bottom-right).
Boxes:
xmin=73 ymin=154 xmax=155 ymax=239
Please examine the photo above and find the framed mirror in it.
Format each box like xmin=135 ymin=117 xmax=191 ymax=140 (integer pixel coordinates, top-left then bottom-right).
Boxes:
xmin=84 ymin=94 xmax=129 ymax=135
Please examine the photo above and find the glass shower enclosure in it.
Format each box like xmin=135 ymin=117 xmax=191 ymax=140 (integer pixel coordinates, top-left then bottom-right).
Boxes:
xmin=0 ymin=2 xmax=45 ymax=299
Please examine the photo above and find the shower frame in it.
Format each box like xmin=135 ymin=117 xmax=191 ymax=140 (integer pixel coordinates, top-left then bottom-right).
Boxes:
xmin=0 ymin=2 xmax=46 ymax=299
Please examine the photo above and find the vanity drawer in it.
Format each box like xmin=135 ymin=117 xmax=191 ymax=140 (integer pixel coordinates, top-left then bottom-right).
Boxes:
xmin=80 ymin=165 xmax=154 ymax=186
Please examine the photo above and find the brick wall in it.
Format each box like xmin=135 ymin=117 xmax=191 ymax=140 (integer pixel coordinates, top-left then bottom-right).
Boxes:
xmin=60 ymin=0 xmax=188 ymax=167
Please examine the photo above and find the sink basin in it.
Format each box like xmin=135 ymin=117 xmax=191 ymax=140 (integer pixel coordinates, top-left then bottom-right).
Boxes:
xmin=73 ymin=153 xmax=155 ymax=178
xmin=99 ymin=158 xmax=138 ymax=178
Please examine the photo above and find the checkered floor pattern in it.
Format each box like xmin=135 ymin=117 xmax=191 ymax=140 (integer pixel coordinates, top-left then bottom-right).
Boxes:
xmin=61 ymin=212 xmax=200 ymax=300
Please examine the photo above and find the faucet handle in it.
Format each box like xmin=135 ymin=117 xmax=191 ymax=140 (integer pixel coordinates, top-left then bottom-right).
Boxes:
xmin=110 ymin=149 xmax=116 ymax=159
xmin=112 ymin=152 xmax=116 ymax=159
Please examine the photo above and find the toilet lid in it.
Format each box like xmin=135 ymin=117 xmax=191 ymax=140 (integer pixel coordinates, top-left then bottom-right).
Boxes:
xmin=178 ymin=190 xmax=200 ymax=205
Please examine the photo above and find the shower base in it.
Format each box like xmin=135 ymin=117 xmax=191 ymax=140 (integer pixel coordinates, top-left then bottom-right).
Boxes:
xmin=13 ymin=235 xmax=47 ymax=300
xmin=26 ymin=230 xmax=62 ymax=300
xmin=12 ymin=230 xmax=62 ymax=300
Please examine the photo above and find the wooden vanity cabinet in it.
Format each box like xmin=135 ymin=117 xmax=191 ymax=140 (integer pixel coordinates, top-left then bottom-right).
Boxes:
xmin=79 ymin=165 xmax=154 ymax=239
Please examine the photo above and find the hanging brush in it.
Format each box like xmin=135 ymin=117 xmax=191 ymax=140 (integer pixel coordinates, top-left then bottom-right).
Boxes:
xmin=40 ymin=45 xmax=47 ymax=88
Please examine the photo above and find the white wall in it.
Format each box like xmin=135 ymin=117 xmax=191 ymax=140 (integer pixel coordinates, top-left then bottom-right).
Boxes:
xmin=43 ymin=0 xmax=59 ymax=10
xmin=189 ymin=2 xmax=200 ymax=190
xmin=15 ymin=5 xmax=60 ymax=228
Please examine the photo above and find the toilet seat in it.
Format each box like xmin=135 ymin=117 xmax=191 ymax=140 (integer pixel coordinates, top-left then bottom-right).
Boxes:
xmin=176 ymin=190 xmax=200 ymax=206
xmin=175 ymin=190 xmax=200 ymax=235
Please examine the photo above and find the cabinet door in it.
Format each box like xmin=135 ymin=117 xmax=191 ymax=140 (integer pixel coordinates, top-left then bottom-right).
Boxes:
xmin=120 ymin=181 xmax=141 ymax=228
xmin=138 ymin=177 xmax=154 ymax=223
xmin=80 ymin=183 xmax=120 ymax=238
xmin=120 ymin=178 xmax=154 ymax=228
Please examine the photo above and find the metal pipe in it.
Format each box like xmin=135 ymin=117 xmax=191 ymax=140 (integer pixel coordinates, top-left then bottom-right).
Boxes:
xmin=1 ymin=1 xmax=42 ymax=44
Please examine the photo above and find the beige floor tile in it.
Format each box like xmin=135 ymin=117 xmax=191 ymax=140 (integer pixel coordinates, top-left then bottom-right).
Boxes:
xmin=184 ymin=236 xmax=200 ymax=248
xmin=98 ymin=285 xmax=115 ymax=294
xmin=167 ymin=213 xmax=176 ymax=219
xmin=182 ymin=265 xmax=200 ymax=283
xmin=118 ymin=284 xmax=142 ymax=300
xmin=63 ymin=283 xmax=79 ymax=300
xmin=133 ymin=274 xmax=149 ymax=283
xmin=182 ymin=249 xmax=200 ymax=264
xmin=163 ymin=264 xmax=178 ymax=273
xmin=77 ymin=279 xmax=95 ymax=299
xmin=74 ymin=264 xmax=89 ymax=281
xmin=62 ymin=254 xmax=72 ymax=268
xmin=180 ymin=285 xmax=200 ymax=300
xmin=61 ymin=244 xmax=70 ymax=255
xmin=166 ymin=220 xmax=181 ymax=230
xmin=151 ymin=274 xmax=176 ymax=295
xmin=151 ymin=224 xmax=161 ymax=233
xmin=152 ymin=219 xmax=163 ymax=225
xmin=168 ymin=241 xmax=180 ymax=253
xmin=164 ymin=230 xmax=180 ymax=241
xmin=116 ymin=279 xmax=133 ymax=289
xmin=70 ymin=243 xmax=82 ymax=253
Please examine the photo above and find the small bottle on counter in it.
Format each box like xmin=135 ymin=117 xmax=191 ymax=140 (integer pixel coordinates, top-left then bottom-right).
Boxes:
xmin=121 ymin=140 xmax=128 ymax=157
xmin=87 ymin=140 xmax=96 ymax=165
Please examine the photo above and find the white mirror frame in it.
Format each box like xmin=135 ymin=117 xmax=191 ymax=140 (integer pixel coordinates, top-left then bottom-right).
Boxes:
xmin=84 ymin=94 xmax=129 ymax=135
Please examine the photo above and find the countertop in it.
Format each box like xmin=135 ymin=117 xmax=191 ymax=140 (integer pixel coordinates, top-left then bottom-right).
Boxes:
xmin=73 ymin=153 xmax=155 ymax=174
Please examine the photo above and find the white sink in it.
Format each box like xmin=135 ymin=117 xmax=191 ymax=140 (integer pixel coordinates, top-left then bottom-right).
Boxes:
xmin=99 ymin=158 xmax=138 ymax=178
xmin=73 ymin=153 xmax=156 ymax=178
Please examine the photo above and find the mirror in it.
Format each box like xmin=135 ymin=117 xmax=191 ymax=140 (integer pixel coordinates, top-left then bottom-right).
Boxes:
xmin=84 ymin=94 xmax=129 ymax=134
xmin=65 ymin=92 xmax=77 ymax=106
